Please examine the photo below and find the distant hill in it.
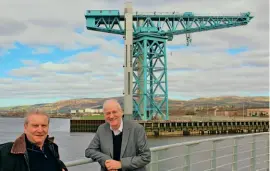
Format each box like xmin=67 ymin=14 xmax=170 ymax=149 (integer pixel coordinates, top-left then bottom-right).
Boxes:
xmin=0 ymin=96 xmax=268 ymax=114
xmin=180 ymin=96 xmax=269 ymax=109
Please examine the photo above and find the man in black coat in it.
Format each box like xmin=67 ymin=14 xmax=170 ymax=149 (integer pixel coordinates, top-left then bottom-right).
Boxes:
xmin=0 ymin=110 xmax=68 ymax=171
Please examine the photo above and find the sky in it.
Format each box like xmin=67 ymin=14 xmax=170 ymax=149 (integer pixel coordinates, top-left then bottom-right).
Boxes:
xmin=0 ymin=0 xmax=269 ymax=107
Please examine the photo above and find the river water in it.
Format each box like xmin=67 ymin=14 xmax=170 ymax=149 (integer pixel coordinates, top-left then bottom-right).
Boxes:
xmin=0 ymin=117 xmax=268 ymax=171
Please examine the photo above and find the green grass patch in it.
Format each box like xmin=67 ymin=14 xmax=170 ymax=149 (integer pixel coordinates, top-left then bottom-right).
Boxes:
xmin=80 ymin=115 xmax=105 ymax=120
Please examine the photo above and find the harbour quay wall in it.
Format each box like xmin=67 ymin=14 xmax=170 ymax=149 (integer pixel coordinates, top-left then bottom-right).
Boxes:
xmin=70 ymin=119 xmax=269 ymax=136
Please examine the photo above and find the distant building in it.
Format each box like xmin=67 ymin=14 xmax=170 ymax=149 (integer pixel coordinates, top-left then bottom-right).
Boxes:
xmin=224 ymin=110 xmax=237 ymax=117
xmin=70 ymin=107 xmax=103 ymax=114
xmin=247 ymin=108 xmax=269 ymax=117
xmin=70 ymin=110 xmax=77 ymax=114
xmin=215 ymin=110 xmax=237 ymax=117
xmin=78 ymin=109 xmax=84 ymax=113
xmin=85 ymin=108 xmax=95 ymax=113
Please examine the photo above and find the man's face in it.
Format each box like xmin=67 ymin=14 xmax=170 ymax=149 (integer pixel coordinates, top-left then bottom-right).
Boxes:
xmin=104 ymin=103 xmax=123 ymax=129
xmin=24 ymin=114 xmax=49 ymax=146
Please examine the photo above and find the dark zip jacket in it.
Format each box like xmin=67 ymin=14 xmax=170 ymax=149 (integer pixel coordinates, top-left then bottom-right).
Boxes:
xmin=0 ymin=133 xmax=68 ymax=171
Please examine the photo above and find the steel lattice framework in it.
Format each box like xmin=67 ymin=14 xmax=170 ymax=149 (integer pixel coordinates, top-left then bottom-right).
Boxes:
xmin=133 ymin=35 xmax=168 ymax=120
xmin=85 ymin=4 xmax=253 ymax=121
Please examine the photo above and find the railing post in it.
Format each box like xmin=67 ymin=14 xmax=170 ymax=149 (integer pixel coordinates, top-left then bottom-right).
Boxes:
xmin=149 ymin=151 xmax=159 ymax=171
xmin=211 ymin=141 xmax=216 ymax=171
xmin=184 ymin=145 xmax=191 ymax=171
xmin=232 ymin=138 xmax=240 ymax=171
xmin=211 ymin=140 xmax=222 ymax=171
xmin=250 ymin=135 xmax=256 ymax=171
xmin=184 ymin=143 xmax=198 ymax=171
xmin=267 ymin=135 xmax=269 ymax=171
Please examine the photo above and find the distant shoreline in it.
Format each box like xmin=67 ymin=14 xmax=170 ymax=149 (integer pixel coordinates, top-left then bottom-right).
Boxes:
xmin=0 ymin=116 xmax=21 ymax=118
xmin=0 ymin=115 xmax=268 ymax=121
xmin=0 ymin=115 xmax=71 ymax=119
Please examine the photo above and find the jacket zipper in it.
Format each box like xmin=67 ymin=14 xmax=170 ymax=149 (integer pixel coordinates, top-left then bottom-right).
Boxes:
xmin=24 ymin=153 xmax=31 ymax=171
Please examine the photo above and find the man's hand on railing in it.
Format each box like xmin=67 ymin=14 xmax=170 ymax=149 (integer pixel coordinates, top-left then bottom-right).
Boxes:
xmin=105 ymin=159 xmax=122 ymax=170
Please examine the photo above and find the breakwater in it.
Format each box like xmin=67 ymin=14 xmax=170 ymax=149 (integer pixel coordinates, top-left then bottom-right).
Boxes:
xmin=70 ymin=119 xmax=269 ymax=136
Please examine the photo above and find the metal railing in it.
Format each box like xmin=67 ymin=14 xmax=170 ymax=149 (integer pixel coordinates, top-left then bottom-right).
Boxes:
xmin=65 ymin=132 xmax=269 ymax=171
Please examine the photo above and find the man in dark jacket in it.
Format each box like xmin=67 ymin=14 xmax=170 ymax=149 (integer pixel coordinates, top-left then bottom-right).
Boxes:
xmin=0 ymin=110 xmax=68 ymax=171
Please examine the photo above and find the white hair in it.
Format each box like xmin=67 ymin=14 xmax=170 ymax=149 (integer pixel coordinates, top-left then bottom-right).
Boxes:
xmin=102 ymin=99 xmax=122 ymax=112
xmin=24 ymin=109 xmax=50 ymax=125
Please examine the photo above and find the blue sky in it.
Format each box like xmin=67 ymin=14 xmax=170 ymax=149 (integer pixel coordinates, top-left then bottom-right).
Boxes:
xmin=0 ymin=0 xmax=268 ymax=107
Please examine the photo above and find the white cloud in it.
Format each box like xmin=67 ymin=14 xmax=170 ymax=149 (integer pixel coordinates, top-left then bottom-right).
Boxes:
xmin=0 ymin=0 xmax=267 ymax=51
xmin=0 ymin=0 xmax=268 ymax=103
xmin=1 ymin=48 xmax=268 ymax=100
xmin=167 ymin=48 xmax=269 ymax=70
xmin=3 ymin=50 xmax=125 ymax=99
xmin=0 ymin=18 xmax=27 ymax=36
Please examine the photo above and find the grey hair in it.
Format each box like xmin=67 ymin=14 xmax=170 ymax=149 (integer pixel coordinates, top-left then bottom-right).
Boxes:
xmin=24 ymin=109 xmax=50 ymax=125
xmin=102 ymin=99 xmax=122 ymax=112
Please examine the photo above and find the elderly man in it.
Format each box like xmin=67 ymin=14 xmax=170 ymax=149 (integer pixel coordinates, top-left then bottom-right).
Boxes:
xmin=0 ymin=110 xmax=67 ymax=171
xmin=85 ymin=99 xmax=151 ymax=171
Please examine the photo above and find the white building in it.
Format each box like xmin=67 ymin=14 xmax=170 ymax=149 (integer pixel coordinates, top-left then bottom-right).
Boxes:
xmin=70 ymin=110 xmax=77 ymax=114
xmin=85 ymin=108 xmax=95 ymax=113
xmin=70 ymin=107 xmax=103 ymax=114
xmin=78 ymin=109 xmax=84 ymax=113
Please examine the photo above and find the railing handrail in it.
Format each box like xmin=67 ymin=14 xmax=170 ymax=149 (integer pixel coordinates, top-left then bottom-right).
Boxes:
xmin=65 ymin=158 xmax=94 ymax=167
xmin=150 ymin=132 xmax=269 ymax=152
xmin=64 ymin=132 xmax=269 ymax=168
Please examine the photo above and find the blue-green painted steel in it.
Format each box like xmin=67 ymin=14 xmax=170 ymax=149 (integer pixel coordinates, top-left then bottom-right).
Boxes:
xmin=132 ymin=34 xmax=168 ymax=120
xmin=86 ymin=10 xmax=120 ymax=16
xmin=85 ymin=11 xmax=253 ymax=41
xmin=84 ymin=10 xmax=253 ymax=120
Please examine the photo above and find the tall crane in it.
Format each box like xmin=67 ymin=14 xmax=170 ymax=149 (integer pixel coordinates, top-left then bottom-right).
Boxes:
xmin=84 ymin=2 xmax=253 ymax=121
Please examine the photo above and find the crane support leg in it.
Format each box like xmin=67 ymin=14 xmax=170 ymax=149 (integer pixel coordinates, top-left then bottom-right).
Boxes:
xmin=133 ymin=34 xmax=169 ymax=120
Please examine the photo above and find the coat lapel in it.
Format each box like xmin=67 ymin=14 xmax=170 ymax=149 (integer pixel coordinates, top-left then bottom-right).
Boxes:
xmin=104 ymin=124 xmax=114 ymax=158
xmin=120 ymin=121 xmax=130 ymax=158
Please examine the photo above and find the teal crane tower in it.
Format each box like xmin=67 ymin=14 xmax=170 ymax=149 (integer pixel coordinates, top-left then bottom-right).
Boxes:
xmin=85 ymin=2 xmax=253 ymax=121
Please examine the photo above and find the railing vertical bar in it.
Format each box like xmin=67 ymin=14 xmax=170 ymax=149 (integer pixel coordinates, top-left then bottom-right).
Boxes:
xmin=212 ymin=141 xmax=217 ymax=171
xmin=210 ymin=140 xmax=222 ymax=171
xmin=250 ymin=135 xmax=256 ymax=171
xmin=184 ymin=145 xmax=191 ymax=171
xmin=149 ymin=151 xmax=159 ymax=171
xmin=267 ymin=135 xmax=269 ymax=170
xmin=232 ymin=138 xmax=238 ymax=171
